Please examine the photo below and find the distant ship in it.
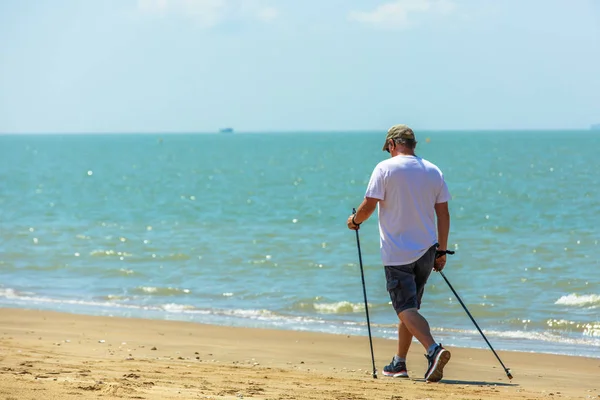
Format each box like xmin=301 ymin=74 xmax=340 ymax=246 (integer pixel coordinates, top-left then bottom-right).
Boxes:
xmin=219 ymin=127 xmax=234 ymax=134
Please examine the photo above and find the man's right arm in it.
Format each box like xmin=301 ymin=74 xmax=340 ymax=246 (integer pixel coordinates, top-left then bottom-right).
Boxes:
xmin=434 ymin=201 xmax=450 ymax=271
xmin=434 ymin=201 xmax=450 ymax=250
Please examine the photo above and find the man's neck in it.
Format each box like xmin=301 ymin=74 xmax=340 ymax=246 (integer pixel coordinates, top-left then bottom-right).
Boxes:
xmin=392 ymin=143 xmax=415 ymax=157
xmin=393 ymin=150 xmax=415 ymax=157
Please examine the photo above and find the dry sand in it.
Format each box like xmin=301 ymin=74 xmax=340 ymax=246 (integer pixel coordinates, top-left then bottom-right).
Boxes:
xmin=0 ymin=308 xmax=598 ymax=399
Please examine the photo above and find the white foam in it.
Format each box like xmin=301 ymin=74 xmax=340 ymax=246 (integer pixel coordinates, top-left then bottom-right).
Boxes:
xmin=161 ymin=303 xmax=198 ymax=312
xmin=135 ymin=286 xmax=191 ymax=295
xmin=430 ymin=326 xmax=600 ymax=347
xmin=220 ymin=308 xmax=274 ymax=318
xmin=0 ymin=288 xmax=20 ymax=299
xmin=0 ymin=287 xmax=198 ymax=313
xmin=313 ymin=301 xmax=365 ymax=314
xmin=555 ymin=294 xmax=600 ymax=307
xmin=0 ymin=288 xmax=309 ymax=324
xmin=119 ymin=268 xmax=134 ymax=275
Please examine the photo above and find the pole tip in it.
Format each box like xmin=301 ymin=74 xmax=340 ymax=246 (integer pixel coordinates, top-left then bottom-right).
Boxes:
xmin=506 ymin=370 xmax=513 ymax=380
xmin=372 ymin=372 xmax=378 ymax=379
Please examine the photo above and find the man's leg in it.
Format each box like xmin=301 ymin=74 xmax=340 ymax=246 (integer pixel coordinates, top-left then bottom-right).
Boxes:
xmin=399 ymin=307 xmax=450 ymax=382
xmin=410 ymin=245 xmax=451 ymax=382
xmin=383 ymin=320 xmax=413 ymax=378
xmin=396 ymin=321 xmax=414 ymax=358
xmin=386 ymin=246 xmax=451 ymax=382
xmin=383 ymin=320 xmax=412 ymax=378
xmin=398 ymin=308 xmax=435 ymax=351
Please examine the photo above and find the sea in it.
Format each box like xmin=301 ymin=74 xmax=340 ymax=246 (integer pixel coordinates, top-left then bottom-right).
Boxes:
xmin=1 ymin=130 xmax=599 ymax=359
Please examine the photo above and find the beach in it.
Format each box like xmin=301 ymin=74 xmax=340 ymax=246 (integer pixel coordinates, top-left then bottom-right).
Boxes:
xmin=1 ymin=309 xmax=598 ymax=400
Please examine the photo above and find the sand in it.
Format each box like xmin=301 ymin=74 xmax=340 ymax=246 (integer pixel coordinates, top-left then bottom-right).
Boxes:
xmin=0 ymin=308 xmax=598 ymax=400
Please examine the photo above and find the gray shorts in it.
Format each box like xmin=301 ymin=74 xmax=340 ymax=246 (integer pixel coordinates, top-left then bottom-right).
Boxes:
xmin=385 ymin=245 xmax=437 ymax=314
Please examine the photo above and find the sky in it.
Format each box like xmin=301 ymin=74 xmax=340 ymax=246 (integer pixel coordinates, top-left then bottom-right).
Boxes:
xmin=0 ymin=0 xmax=599 ymax=133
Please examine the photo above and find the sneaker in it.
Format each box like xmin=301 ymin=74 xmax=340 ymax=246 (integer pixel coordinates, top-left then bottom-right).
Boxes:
xmin=382 ymin=358 xmax=409 ymax=378
xmin=424 ymin=344 xmax=451 ymax=382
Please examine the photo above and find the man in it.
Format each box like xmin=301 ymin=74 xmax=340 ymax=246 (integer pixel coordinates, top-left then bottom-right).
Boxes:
xmin=347 ymin=124 xmax=452 ymax=383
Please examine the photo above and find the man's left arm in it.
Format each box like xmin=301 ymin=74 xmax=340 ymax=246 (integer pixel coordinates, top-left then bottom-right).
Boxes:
xmin=347 ymin=197 xmax=379 ymax=230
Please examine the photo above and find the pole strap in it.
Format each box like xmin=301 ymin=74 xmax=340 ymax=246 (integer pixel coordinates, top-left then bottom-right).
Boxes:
xmin=435 ymin=249 xmax=455 ymax=259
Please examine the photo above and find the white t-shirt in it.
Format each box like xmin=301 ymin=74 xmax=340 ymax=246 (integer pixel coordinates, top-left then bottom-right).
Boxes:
xmin=365 ymin=155 xmax=451 ymax=266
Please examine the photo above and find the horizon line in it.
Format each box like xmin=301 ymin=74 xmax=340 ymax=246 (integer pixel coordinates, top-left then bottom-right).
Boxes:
xmin=0 ymin=127 xmax=597 ymax=135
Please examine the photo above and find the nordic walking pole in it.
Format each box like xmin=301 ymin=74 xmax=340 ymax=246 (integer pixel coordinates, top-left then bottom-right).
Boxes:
xmin=352 ymin=208 xmax=377 ymax=379
xmin=435 ymin=250 xmax=513 ymax=380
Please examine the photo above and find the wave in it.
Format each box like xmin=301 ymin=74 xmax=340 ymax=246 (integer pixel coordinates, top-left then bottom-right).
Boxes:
xmin=313 ymin=301 xmax=365 ymax=314
xmin=290 ymin=298 xmax=388 ymax=314
xmin=131 ymin=286 xmax=191 ymax=296
xmin=0 ymin=287 xmax=303 ymax=322
xmin=0 ymin=287 xmax=239 ymax=316
xmin=89 ymin=250 xmax=191 ymax=262
xmin=429 ymin=326 xmax=600 ymax=348
xmin=101 ymin=294 xmax=131 ymax=301
xmin=0 ymin=288 xmax=23 ymax=299
xmin=90 ymin=250 xmax=134 ymax=258
xmin=546 ymin=319 xmax=600 ymax=337
xmin=555 ymin=294 xmax=600 ymax=307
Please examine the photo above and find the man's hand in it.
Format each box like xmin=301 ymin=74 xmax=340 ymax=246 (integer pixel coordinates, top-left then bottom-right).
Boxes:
xmin=347 ymin=215 xmax=360 ymax=230
xmin=434 ymin=254 xmax=446 ymax=271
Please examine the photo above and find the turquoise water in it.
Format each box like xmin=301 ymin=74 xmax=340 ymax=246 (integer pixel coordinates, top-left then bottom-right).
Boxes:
xmin=1 ymin=131 xmax=599 ymax=358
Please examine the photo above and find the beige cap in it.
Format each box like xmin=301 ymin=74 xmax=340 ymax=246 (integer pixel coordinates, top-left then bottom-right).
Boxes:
xmin=382 ymin=124 xmax=416 ymax=151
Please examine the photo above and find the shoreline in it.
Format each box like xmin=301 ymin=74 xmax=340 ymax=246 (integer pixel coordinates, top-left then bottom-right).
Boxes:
xmin=1 ymin=300 xmax=597 ymax=359
xmin=1 ymin=308 xmax=599 ymax=399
